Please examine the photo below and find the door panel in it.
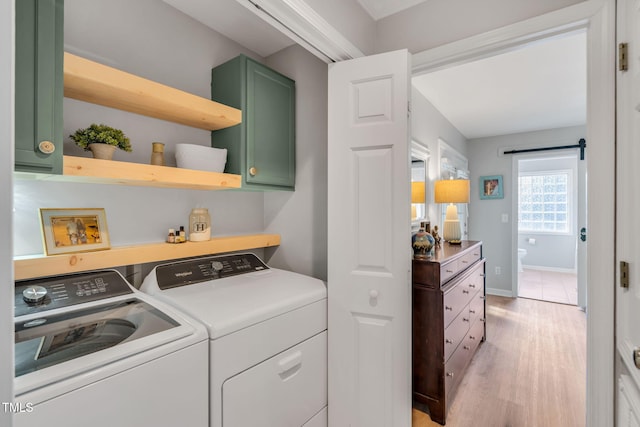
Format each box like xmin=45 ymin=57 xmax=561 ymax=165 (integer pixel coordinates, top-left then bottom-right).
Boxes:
xmin=617 ymin=0 xmax=640 ymax=400
xmin=328 ymin=49 xmax=411 ymax=426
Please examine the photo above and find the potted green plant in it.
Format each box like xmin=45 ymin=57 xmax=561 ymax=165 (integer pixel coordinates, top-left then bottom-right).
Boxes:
xmin=70 ymin=123 xmax=132 ymax=160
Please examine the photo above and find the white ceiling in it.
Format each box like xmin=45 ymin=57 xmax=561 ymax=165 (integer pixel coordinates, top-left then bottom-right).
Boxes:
xmin=412 ymin=31 xmax=587 ymax=139
xmin=162 ymin=0 xmax=296 ymax=57
xmin=356 ymin=0 xmax=428 ymax=21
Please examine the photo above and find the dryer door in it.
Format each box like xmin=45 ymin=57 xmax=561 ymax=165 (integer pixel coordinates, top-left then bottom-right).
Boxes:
xmin=223 ymin=331 xmax=327 ymax=426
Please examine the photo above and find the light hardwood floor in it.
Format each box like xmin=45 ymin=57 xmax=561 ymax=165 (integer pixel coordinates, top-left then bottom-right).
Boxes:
xmin=413 ymin=295 xmax=586 ymax=427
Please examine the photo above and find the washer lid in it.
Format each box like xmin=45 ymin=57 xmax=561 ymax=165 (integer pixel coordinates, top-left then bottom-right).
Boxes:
xmin=154 ymin=267 xmax=326 ymax=339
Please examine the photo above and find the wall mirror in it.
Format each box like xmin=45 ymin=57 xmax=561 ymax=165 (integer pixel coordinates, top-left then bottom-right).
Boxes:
xmin=411 ymin=140 xmax=430 ymax=231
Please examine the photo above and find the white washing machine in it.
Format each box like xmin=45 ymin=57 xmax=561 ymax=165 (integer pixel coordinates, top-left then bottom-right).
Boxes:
xmin=140 ymin=253 xmax=328 ymax=427
xmin=13 ymin=269 xmax=208 ymax=427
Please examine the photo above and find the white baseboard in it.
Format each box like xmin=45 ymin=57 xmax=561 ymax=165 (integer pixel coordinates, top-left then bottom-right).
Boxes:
xmin=486 ymin=287 xmax=514 ymax=297
xmin=522 ymin=265 xmax=577 ymax=274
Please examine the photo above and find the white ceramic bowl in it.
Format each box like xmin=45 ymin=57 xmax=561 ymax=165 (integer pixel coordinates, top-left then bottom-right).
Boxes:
xmin=175 ymin=143 xmax=227 ymax=173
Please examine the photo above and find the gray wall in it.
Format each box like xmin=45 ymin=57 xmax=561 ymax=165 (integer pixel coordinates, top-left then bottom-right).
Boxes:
xmin=1 ymin=0 xmax=13 ymax=422
xmin=264 ymin=45 xmax=329 ymax=281
xmin=375 ymin=0 xmax=585 ymax=54
xmin=517 ymin=155 xmax=578 ymax=271
xmin=411 ymin=86 xmax=468 ymax=223
xmin=14 ymin=0 xmax=330 ymax=285
xmin=467 ymin=125 xmax=585 ymax=295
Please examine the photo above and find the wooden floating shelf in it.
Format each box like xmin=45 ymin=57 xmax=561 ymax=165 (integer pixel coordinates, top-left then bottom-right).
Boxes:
xmin=64 ymin=52 xmax=242 ymax=131
xmin=14 ymin=233 xmax=281 ymax=280
xmin=57 ymin=156 xmax=242 ymax=190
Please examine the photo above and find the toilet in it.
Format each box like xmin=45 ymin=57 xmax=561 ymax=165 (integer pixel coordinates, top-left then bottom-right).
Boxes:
xmin=517 ymin=248 xmax=527 ymax=273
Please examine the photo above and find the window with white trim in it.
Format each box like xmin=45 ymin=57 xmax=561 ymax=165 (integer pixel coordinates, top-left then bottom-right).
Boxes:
xmin=518 ymin=171 xmax=571 ymax=233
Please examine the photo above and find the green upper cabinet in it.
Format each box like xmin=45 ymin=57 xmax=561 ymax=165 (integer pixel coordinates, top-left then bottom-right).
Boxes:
xmin=15 ymin=0 xmax=64 ymax=174
xmin=211 ymin=55 xmax=295 ymax=191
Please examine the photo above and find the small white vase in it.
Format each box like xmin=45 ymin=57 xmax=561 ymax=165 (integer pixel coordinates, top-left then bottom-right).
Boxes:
xmin=88 ymin=143 xmax=117 ymax=160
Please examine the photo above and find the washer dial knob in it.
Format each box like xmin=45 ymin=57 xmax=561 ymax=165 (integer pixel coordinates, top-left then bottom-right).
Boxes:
xmin=211 ymin=261 xmax=224 ymax=272
xmin=22 ymin=286 xmax=48 ymax=304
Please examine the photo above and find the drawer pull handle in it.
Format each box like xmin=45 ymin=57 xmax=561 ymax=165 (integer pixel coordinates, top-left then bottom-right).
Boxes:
xmin=462 ymin=290 xmax=470 ymax=294
xmin=469 ymin=310 xmax=476 ymax=314
xmin=277 ymin=350 xmax=302 ymax=380
xmin=462 ymin=260 xmax=468 ymax=264
xmin=463 ymin=345 xmax=471 ymax=350
xmin=446 ymin=372 xmax=454 ymax=378
xmin=480 ymin=318 xmax=486 ymax=322
xmin=445 ymin=339 xmax=453 ymax=344
xmin=470 ymin=335 xmax=477 ymax=340
xmin=480 ymin=296 xmax=486 ymax=300
xmin=480 ymin=274 xmax=486 ymax=277
xmin=446 ymin=269 xmax=454 ymax=273
xmin=463 ymin=317 xmax=469 ymax=322
xmin=445 ymin=306 xmax=453 ymax=311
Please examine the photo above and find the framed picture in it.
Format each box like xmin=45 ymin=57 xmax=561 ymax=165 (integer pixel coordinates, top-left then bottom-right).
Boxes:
xmin=39 ymin=208 xmax=110 ymax=255
xmin=479 ymin=175 xmax=504 ymax=199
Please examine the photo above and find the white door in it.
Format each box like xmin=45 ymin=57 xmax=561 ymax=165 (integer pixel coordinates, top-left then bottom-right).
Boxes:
xmin=616 ymin=0 xmax=640 ymax=417
xmin=328 ymin=49 xmax=412 ymax=427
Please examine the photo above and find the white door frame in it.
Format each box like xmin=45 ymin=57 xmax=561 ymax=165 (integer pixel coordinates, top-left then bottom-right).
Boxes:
xmin=2 ymin=1 xmax=15 ymax=426
xmin=412 ymin=1 xmax=615 ymax=425
xmin=511 ymin=150 xmax=584 ymax=306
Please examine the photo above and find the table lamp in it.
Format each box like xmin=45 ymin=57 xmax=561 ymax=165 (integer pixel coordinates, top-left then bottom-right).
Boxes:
xmin=411 ymin=181 xmax=426 ymax=219
xmin=434 ymin=179 xmax=470 ymax=241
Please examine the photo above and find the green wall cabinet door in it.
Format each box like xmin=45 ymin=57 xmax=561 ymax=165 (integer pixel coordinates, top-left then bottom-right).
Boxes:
xmin=15 ymin=0 xmax=64 ymax=174
xmin=211 ymin=55 xmax=295 ymax=191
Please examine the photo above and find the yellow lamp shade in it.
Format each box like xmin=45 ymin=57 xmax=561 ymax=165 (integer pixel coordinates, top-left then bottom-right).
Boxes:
xmin=411 ymin=181 xmax=426 ymax=204
xmin=434 ymin=179 xmax=470 ymax=204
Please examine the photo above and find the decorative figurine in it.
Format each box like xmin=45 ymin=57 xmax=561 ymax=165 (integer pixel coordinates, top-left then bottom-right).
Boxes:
xmin=431 ymin=225 xmax=442 ymax=247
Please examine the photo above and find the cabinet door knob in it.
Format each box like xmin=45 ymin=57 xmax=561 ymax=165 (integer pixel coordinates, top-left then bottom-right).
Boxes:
xmin=38 ymin=140 xmax=55 ymax=154
xmin=249 ymin=166 xmax=258 ymax=176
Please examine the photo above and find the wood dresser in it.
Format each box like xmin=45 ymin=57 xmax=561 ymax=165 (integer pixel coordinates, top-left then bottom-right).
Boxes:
xmin=412 ymin=240 xmax=486 ymax=425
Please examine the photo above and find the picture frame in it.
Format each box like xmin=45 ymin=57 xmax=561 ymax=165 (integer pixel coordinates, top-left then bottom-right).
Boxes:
xmin=39 ymin=208 xmax=110 ymax=255
xmin=479 ymin=175 xmax=504 ymax=199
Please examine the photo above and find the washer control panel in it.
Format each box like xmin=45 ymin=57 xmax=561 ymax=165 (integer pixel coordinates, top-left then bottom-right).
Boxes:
xmin=15 ymin=270 xmax=133 ymax=317
xmin=156 ymin=253 xmax=269 ymax=290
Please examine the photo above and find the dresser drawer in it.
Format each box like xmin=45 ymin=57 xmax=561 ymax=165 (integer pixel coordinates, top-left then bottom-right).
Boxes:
xmin=468 ymin=291 xmax=485 ymax=326
xmin=464 ymin=316 xmax=485 ymax=355
xmin=444 ymin=319 xmax=484 ymax=402
xmin=440 ymin=259 xmax=459 ymax=283
xmin=443 ymin=282 xmax=469 ymax=327
xmin=444 ymin=307 xmax=471 ymax=362
xmin=459 ymin=248 xmax=482 ymax=271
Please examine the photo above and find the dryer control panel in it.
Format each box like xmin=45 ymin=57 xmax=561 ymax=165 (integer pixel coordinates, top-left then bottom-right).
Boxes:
xmin=15 ymin=270 xmax=133 ymax=317
xmin=156 ymin=253 xmax=269 ymax=290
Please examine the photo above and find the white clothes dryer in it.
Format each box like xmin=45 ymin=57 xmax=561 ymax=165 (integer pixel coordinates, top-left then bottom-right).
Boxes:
xmin=140 ymin=253 xmax=328 ymax=427
xmin=13 ymin=269 xmax=208 ymax=427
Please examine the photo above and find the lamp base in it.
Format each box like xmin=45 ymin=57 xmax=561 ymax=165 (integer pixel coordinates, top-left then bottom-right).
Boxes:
xmin=442 ymin=220 xmax=461 ymax=242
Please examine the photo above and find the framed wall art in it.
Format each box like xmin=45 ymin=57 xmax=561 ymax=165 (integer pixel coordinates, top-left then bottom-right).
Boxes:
xmin=479 ymin=175 xmax=504 ymax=200
xmin=39 ymin=208 xmax=110 ymax=255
